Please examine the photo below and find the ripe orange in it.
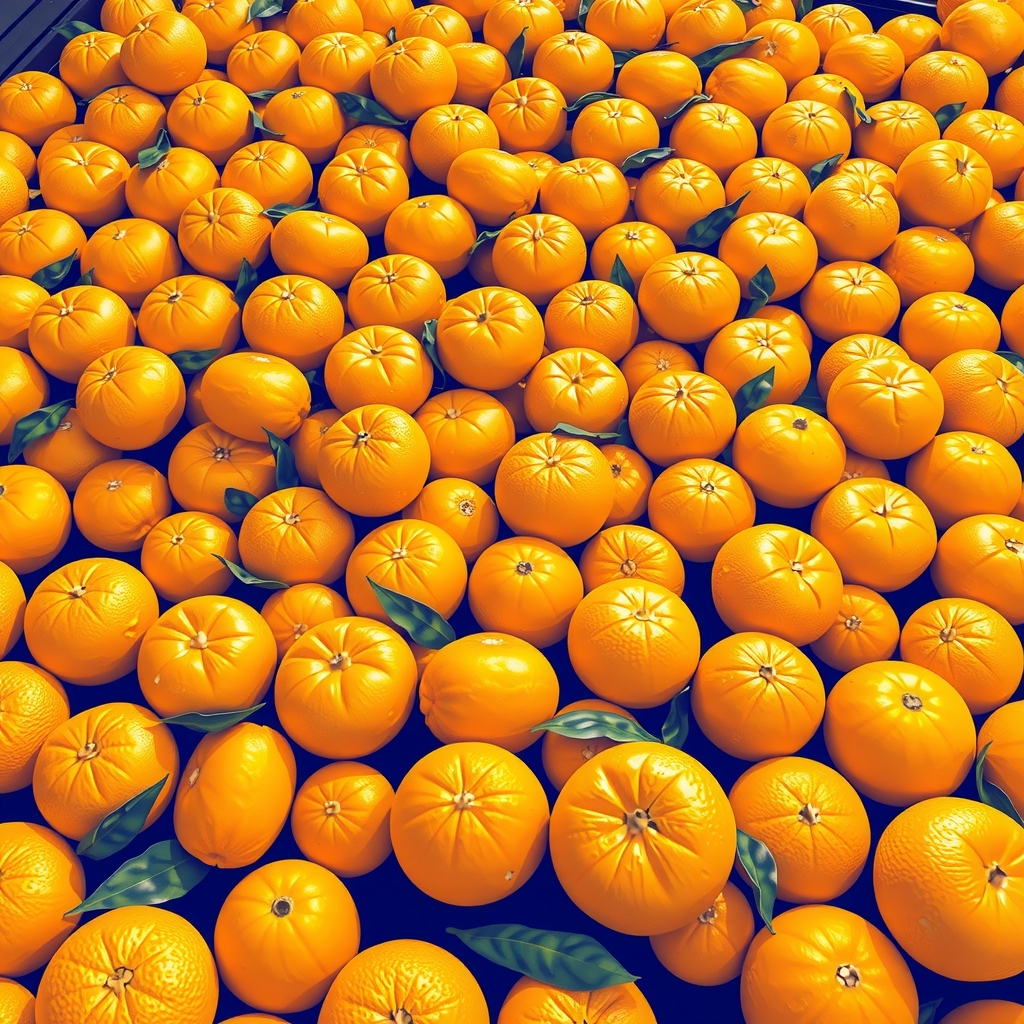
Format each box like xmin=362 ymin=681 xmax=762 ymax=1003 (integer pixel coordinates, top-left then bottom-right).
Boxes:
xmin=0 ymin=157 xmax=27 ymax=228
xmin=725 ymin=156 xmax=810 ymax=217
xmin=579 ymin=522 xmax=682 ymax=593
xmin=638 ymin=252 xmax=741 ymax=345
xmin=166 ymin=80 xmax=254 ymax=167
xmin=0 ymin=72 xmax=76 ymax=148
xmin=271 ymin=210 xmax=368 ymax=289
xmin=227 ymin=29 xmax=302 ymax=94
xmin=0 ymin=132 xmax=37 ymax=182
xmin=879 ymin=225 xmax=975 ymax=305
xmin=318 ymin=146 xmax=410 ymax=235
xmin=445 ymin=147 xmax=538 ymax=226
xmin=811 ymin=584 xmax=901 ymax=671
xmin=260 ymin=583 xmax=351 ymax=659
xmin=0 ymin=465 xmax=70 ymax=577
xmin=0 ymin=978 xmax=33 ymax=1023
xmin=718 ymin=211 xmax=819 ymax=299
xmin=523 ymin=347 xmax=628 ymax=433
xmin=0 ymin=561 xmax=23 ymax=661
xmin=969 ymin=200 xmax=1024 ymax=290
xmin=899 ymin=291 xmax=1000 ymax=370
xmin=347 ymin=253 xmax=446 ymax=335
xmin=823 ymin=31 xmax=906 ymax=102
xmin=221 ymin=141 xmax=313 ymax=210
xmin=618 ymin=339 xmax=697 ymax=399
xmin=816 ymin=334 xmax=902 ymax=398
xmin=83 ymin=84 xmax=167 ymax=165
xmin=499 ymin=979 xmax=656 ymax=1024
xmin=539 ymin=156 xmax=630 ymax=242
xmin=666 ymin=0 xmax=747 ymax=59
xmin=403 ymin=477 xmax=499 ymax=562
xmin=940 ymin=0 xmax=1024 ymax=77
xmin=932 ymin=349 xmax=1024 ymax=445
xmin=72 ymin=458 xmax=171 ymax=553
xmin=178 ymin=187 xmax=272 ymax=281
xmin=589 ymin=222 xmax=675 ymax=292
xmin=802 ymin=5 xmax=874 ymax=54
xmin=945 ymin=108 xmax=1024 ymax=189
xmin=22 ymin=407 xmax=120 ymax=493
xmin=804 ymin=172 xmax=900 ymax=262
xmin=760 ymin=98 xmax=852 ymax=174
xmin=895 ymin=139 xmax=993 ymax=228
xmin=139 ymin=511 xmax=237 ymax=602
xmin=449 ymin=41 xmax=512 ymax=106
xmin=633 ymin=158 xmax=725 ymax=246
xmin=703 ymin=319 xmax=811 ymax=406
xmin=669 ymin=102 xmax=758 ymax=181
xmin=399 ymin=2 xmax=473 ymax=43
xmin=487 ymin=75 xmax=567 ymax=154
xmin=540 ymin=698 xmax=637 ymax=790
xmin=741 ymin=18 xmax=821 ymax=91
xmin=137 ymin=274 xmax=240 ymax=359
xmin=490 ymin=213 xmax=587 ymax=305
xmin=383 ymin=193 xmax=477 ymax=279
xmin=409 ymin=103 xmax=499 ymax=184
xmin=262 ymin=86 xmax=347 ymax=164
xmin=182 ymin=0 xmax=260 ymax=62
xmin=617 ymin=50 xmax=702 ymax=122
xmin=79 ymin=218 xmax=181 ymax=310
xmin=0 ymin=348 xmax=48 ymax=447
xmin=0 ymin=276 xmax=46 ymax=352
xmin=38 ymin=141 xmax=130 ymax=228
xmin=800 ymin=261 xmax=901 ymax=343
xmin=0 ymin=662 xmax=69 ymax=794
xmin=370 ymin=37 xmax=458 ymax=121
xmin=125 ymin=146 xmax=220 ymax=234
xmin=704 ymin=57 xmax=789 ymax=131
xmin=880 ymin=13 xmax=942 ymax=63
xmin=571 ymin=96 xmax=660 ymax=167
xmin=121 ymin=11 xmax=208 ymax=94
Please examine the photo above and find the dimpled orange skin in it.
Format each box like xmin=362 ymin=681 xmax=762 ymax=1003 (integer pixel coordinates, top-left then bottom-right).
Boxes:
xmin=35 ymin=906 xmax=219 ymax=1024
xmin=0 ymin=465 xmax=70 ymax=574
xmin=550 ymin=742 xmax=735 ymax=935
xmin=139 ymin=510 xmax=238 ymax=603
xmin=390 ymin=741 xmax=550 ymax=905
xmin=318 ymin=939 xmax=489 ymax=1024
xmin=260 ymin=583 xmax=352 ymax=660
xmin=874 ymin=797 xmax=1024 ymax=981
xmin=937 ymin=1004 xmax=1024 ymax=1024
xmin=711 ymin=524 xmax=845 ymax=647
xmin=0 ymin=978 xmax=34 ymax=1024
xmin=579 ymin=523 xmax=685 ymax=595
xmin=932 ymin=350 xmax=1024 ymax=448
xmin=540 ymin=698 xmax=638 ymax=791
xmin=420 ymin=632 xmax=559 ymax=752
xmin=32 ymin=702 xmax=179 ymax=841
xmin=0 ymin=662 xmax=69 ymax=794
xmin=692 ymin=632 xmax=825 ymax=762
xmin=0 ymin=821 xmax=85 ymax=977
xmin=497 ymin=977 xmax=656 ymax=1024
xmin=811 ymin=584 xmax=901 ymax=672
xmin=174 ymin=723 xmax=296 ymax=869
xmin=23 ymin=556 xmax=159 ymax=686
xmin=824 ymin=661 xmax=976 ymax=807
xmin=741 ymin=904 xmax=919 ymax=1024
xmin=275 ymin=615 xmax=418 ymax=759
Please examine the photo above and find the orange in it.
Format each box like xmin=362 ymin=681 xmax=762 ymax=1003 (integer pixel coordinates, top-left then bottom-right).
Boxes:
xmin=633 ymin=158 xmax=726 ymax=246
xmin=449 ymin=41 xmax=512 ymax=106
xmin=803 ymin=172 xmax=900 ymax=262
xmin=0 ymin=822 xmax=85 ymax=977
xmin=0 ymin=276 xmax=48 ymax=352
xmin=725 ymin=156 xmax=811 ymax=217
xmin=825 ymin=661 xmax=975 ymax=805
xmin=0 ymin=560 xmax=24 ymax=660
xmin=539 ymin=156 xmax=630 ymax=243
xmin=38 ymin=123 xmax=89 ymax=168
xmin=166 ymin=80 xmax=254 ymax=167
xmin=370 ymin=37 xmax=458 ymax=121
xmin=102 ymin=0 xmax=176 ymax=34
xmin=0 ymin=157 xmax=27 ymax=228
xmin=880 ymin=13 xmax=942 ymax=63
xmin=33 ymin=701 xmax=178 ymax=841
xmin=523 ymin=347 xmax=628 ymax=433
xmin=223 ymin=141 xmax=315 ymax=210
xmin=275 ymin=615 xmax=416 ymax=758
xmin=666 ymin=0 xmax=747 ymax=58
xmin=932 ymin=349 xmax=1024 ymax=445
xmin=692 ymin=632 xmax=825 ymax=760
xmin=260 ymin=583 xmax=352 ymax=659
xmin=590 ymin=220 xmax=675 ymax=288
xmin=0 ymin=662 xmax=69 ymax=794
xmin=182 ymin=0 xmax=260 ymax=63
xmin=0 ymin=131 xmax=36 ymax=182
xmin=298 ymin=31 xmax=375 ymax=94
xmin=0 ymin=978 xmax=33 ymax=1024
xmin=879 ymin=225 xmax=975 ymax=305
xmin=289 ymin=407 xmax=343 ymax=487
xmin=817 ymin=332 xmax=899 ymax=392
xmin=937 ymin=1003 xmax=1024 ymax=1024
xmin=174 ymin=722 xmax=296 ymax=868
xmin=979 ymin=699 xmax=1024 ymax=812
xmin=403 ymin=477 xmax=499 ymax=561
xmin=571 ymin=96 xmax=660 ymax=167
xmin=287 ymin=0 xmax=364 ymax=46
xmin=874 ymin=797 xmax=1024 ymax=981
xmin=811 ymin=584 xmax=901 ymax=671
xmin=499 ymin=981 xmax=654 ymax=1024
xmin=718 ymin=211 xmax=819 ymax=301
xmin=262 ymin=86 xmax=346 ymax=164
xmin=120 ymin=11 xmax=208 ymax=94
xmin=490 ymin=213 xmax=587 ymax=305
xmin=487 ymin=76 xmax=567 ymax=154
xmin=72 ymin=458 xmax=172 ymax=553
xmin=741 ymin=0 xmax=794 ymax=24
xmin=125 ymin=147 xmax=221 ymax=234
xmin=469 ymin=535 xmax=583 ymax=648
xmin=731 ymin=755 xmax=870 ymax=902
xmin=178 ymin=187 xmax=272 ymax=281
xmin=600 ymin=442 xmax=654 ymax=526
xmin=139 ymin=511 xmax=237 ymax=602
xmin=854 ymin=99 xmax=939 ymax=169
xmin=584 ymin=0 xmax=665 ymax=50
xmin=347 ymin=253 xmax=446 ymax=334
xmin=0 ymin=71 xmax=76 ymax=148
xmin=0 ymin=465 xmax=69 ymax=577
xmin=619 ymin=340 xmax=697 ymax=398
xmin=760 ymin=98 xmax=852 ymax=175
xmin=543 ymin=285 xmax=635 ymax=371
xmin=83 ymin=84 xmax=167 ymax=165
xmin=318 ymin=147 xmax=410 ymax=235
xmin=999 ymin=64 xmax=1024 ymax=122
xmin=704 ymin=58 xmax=789 ymax=132
xmin=409 ymin=104 xmax=499 ymax=185
xmin=383 ymin=193 xmax=477 ymax=279
xmin=271 ymin=210 xmax=368 ymax=289
xmin=741 ymin=905 xmax=919 ymax=1024
xmin=137 ymin=274 xmax=240 ymax=359
xmin=80 ymin=218 xmax=182 ymax=310
xmin=802 ymin=4 xmax=873 ymax=54
xmin=531 ymin=32 xmax=615 ymax=105
xmin=945 ymin=108 xmax=1024 ymax=189
xmin=227 ymin=30 xmax=302 ymax=94
xmin=760 ymin=304 xmax=814 ymax=351
xmin=0 ymin=347 xmax=48 ymax=446
xmin=741 ymin=19 xmax=821 ymax=91
xmin=579 ymin=523 xmax=683 ymax=593
xmin=482 ymin=0 xmax=563 ymax=58
xmin=38 ymin=141 xmax=129 ymax=228
xmin=968 ymin=200 xmax=1024 ymax=290
xmin=704 ymin=320 xmax=810 ymax=406
xmin=540 ymin=698 xmax=637 ymax=789
xmin=822 ymin=31 xmax=906 ymax=103
xmin=446 ymin=147 xmax=538 ymax=227
xmin=415 ymin=388 xmax=516 ymax=484
xmin=895 ymin=140 xmax=993 ymax=228
xmin=669 ymin=102 xmax=758 ymax=182
xmin=617 ymin=50 xmax=702 ymax=122
xmin=400 ymin=4 xmax=472 ymax=44
xmin=940 ymin=0 xmax=1024 ymax=77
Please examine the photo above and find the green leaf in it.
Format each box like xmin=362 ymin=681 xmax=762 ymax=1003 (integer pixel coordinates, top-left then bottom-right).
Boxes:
xmin=935 ymin=101 xmax=966 ymax=133
xmin=248 ymin=89 xmax=279 ymax=100
xmin=336 ymin=92 xmax=408 ymax=126
xmin=684 ymin=192 xmax=748 ymax=249
xmin=975 ymin=741 xmax=1024 ymax=827
xmin=54 ymin=21 xmax=99 ymax=39
xmin=998 ymin=349 xmax=1024 ymax=374
xmin=420 ymin=318 xmax=446 ymax=388
xmin=263 ymin=201 xmax=317 ymax=222
xmin=613 ymin=415 xmax=633 ymax=449
xmin=170 ymin=349 xmax=220 ymax=374
xmin=75 ymin=268 xmax=94 ymax=286
xmin=31 ymin=250 xmax=78 ymax=291
xmin=137 ymin=129 xmax=171 ymax=170
xmin=918 ymin=1000 xmax=943 ymax=1024
xmin=620 ymin=146 xmax=675 ymax=173
xmin=469 ymin=227 xmax=503 ymax=256
xmin=161 ymin=703 xmax=265 ymax=733
xmin=795 ymin=0 xmax=813 ymax=16
xmin=718 ymin=441 xmax=733 ymax=466
xmin=733 ymin=0 xmax=756 ymax=9
xmin=694 ymin=37 xmax=760 ymax=72
xmin=661 ymin=687 xmax=689 ymax=748
xmin=609 ymin=255 xmax=635 ymax=298
xmin=213 ymin=554 xmax=288 ymax=589
xmin=7 ymin=400 xmax=73 ymax=463
xmin=734 ymin=366 xmax=775 ymax=420
xmin=664 ymin=93 xmax=711 ymax=121
xmin=366 ymin=578 xmax=456 ymax=649
xmin=507 ymin=28 xmax=528 ymax=78
xmin=551 ymin=422 xmax=621 ymax=440
xmin=264 ymin=428 xmax=299 ymax=489
xmin=807 ymin=153 xmax=844 ymax=190
xmin=793 ymin=378 xmax=826 ymax=416
xmin=447 ymin=925 xmax=638 ymax=989
xmin=531 ymin=708 xmax=660 ymax=744
xmin=736 ymin=828 xmax=777 ymax=934
xmin=248 ymin=0 xmax=283 ymax=22
xmin=612 ymin=49 xmax=641 ymax=69
xmin=66 ymin=841 xmax=209 ymax=916
xmin=843 ymin=87 xmax=872 ymax=125
xmin=386 ymin=26 xmax=397 ymax=43
xmin=577 ymin=0 xmax=596 ymax=27
xmin=564 ymin=91 xmax=619 ymax=115
xmin=252 ymin=109 xmax=285 ymax=136
xmin=744 ymin=264 xmax=775 ymax=317
xmin=223 ymin=487 xmax=258 ymax=516
xmin=76 ymin=776 xmax=169 ymax=861
xmin=234 ymin=257 xmax=259 ymax=305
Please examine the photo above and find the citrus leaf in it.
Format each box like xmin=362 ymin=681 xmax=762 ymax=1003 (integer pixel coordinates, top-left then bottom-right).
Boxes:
xmin=612 ymin=49 xmax=641 ymax=69
xmin=564 ymin=91 xmax=619 ymax=114
xmin=577 ymin=0 xmax=596 ymax=27
xmin=248 ymin=0 xmax=283 ymax=20
xmin=447 ymin=925 xmax=638 ymax=989
xmin=336 ymin=92 xmax=408 ymax=126
xmin=469 ymin=227 xmax=503 ymax=256
xmin=998 ymin=349 xmax=1024 ymax=374
xmin=807 ymin=153 xmax=844 ymax=190
xmin=160 ymin=703 xmax=265 ymax=733
xmin=366 ymin=578 xmax=455 ymax=649
xmin=53 ymin=20 xmax=99 ymax=39
xmin=718 ymin=441 xmax=733 ymax=466
xmin=7 ymin=400 xmax=73 ymax=463
xmin=744 ymin=264 xmax=775 ymax=317
xmin=263 ymin=201 xmax=316 ymax=222
xmin=137 ymin=129 xmax=171 ymax=170
xmin=664 ymin=93 xmax=711 ymax=121
xmin=420 ymin=318 xmax=446 ymax=388
xmin=76 ymin=776 xmax=169 ymax=861
xmin=684 ymin=192 xmax=748 ymax=248
xmin=170 ymin=349 xmax=220 ymax=374
xmin=661 ymin=687 xmax=690 ymax=748
xmin=507 ymin=28 xmax=528 ymax=77
xmin=935 ymin=101 xmax=966 ymax=133
xmin=76 ymin=268 xmax=94 ymax=286
xmin=31 ymin=250 xmax=78 ymax=291
xmin=795 ymin=0 xmax=813 ymax=16
xmin=620 ymin=146 xmax=675 ymax=172
xmin=551 ymin=422 xmax=621 ymax=440
xmin=248 ymin=89 xmax=280 ymax=100
xmin=531 ymin=708 xmax=659 ymax=744
xmin=223 ymin=487 xmax=258 ymax=516
xmin=613 ymin=415 xmax=633 ymax=449
xmin=234 ymin=257 xmax=259 ymax=305
xmin=66 ymin=840 xmax=209 ymax=915
xmin=213 ymin=554 xmax=288 ymax=589
xmin=734 ymin=366 xmax=775 ymax=419
xmin=736 ymin=829 xmax=777 ymax=933
xmin=263 ymin=428 xmax=299 ymax=490
xmin=843 ymin=87 xmax=871 ymax=125
xmin=733 ymin=0 xmax=756 ymax=9
xmin=386 ymin=26 xmax=397 ymax=43
xmin=694 ymin=37 xmax=759 ymax=72
xmin=252 ymin=109 xmax=285 ymax=136
xmin=918 ymin=1000 xmax=943 ymax=1024
xmin=609 ymin=255 xmax=635 ymax=298
xmin=975 ymin=741 xmax=1024 ymax=827
xmin=793 ymin=378 xmax=826 ymax=416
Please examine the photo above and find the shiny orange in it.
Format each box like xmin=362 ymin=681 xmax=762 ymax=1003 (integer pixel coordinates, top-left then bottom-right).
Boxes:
xmin=0 ymin=71 xmax=76 ymax=148
xmin=704 ymin=58 xmax=789 ymax=132
xmin=260 ymin=583 xmax=352 ymax=660
xmin=969 ymin=199 xmax=1024 ymax=291
xmin=318 ymin=147 xmax=411 ymax=236
xmin=579 ymin=523 xmax=683 ymax=595
xmin=0 ymin=209 xmax=87 ymax=281
xmin=523 ymin=347 xmax=628 ymax=433
xmin=590 ymin=220 xmax=675 ymax=288
xmin=633 ymin=158 xmax=725 ymax=246
xmin=880 ymin=224 xmax=975 ymax=305
xmin=124 ymin=147 xmax=220 ymax=234
xmin=702 ymin=318 xmax=811 ymax=405
xmin=72 ymin=457 xmax=171 ymax=553
xmin=178 ymin=187 xmax=272 ymax=281
xmin=137 ymin=275 xmax=240 ymax=359
xmin=618 ymin=339 xmax=697 ymax=399
xmin=139 ymin=511 xmax=237 ymax=603
xmin=403 ymin=478 xmax=499 ymax=563
xmin=38 ymin=141 xmax=129 ymax=228
xmin=0 ymin=662 xmax=69 ymax=794
xmin=120 ymin=11 xmax=208 ymax=94
xmin=760 ymin=98 xmax=852 ymax=174
xmin=931 ymin=349 xmax=1024 ymax=445
xmin=347 ymin=253 xmax=446 ymax=335
xmin=669 ymin=102 xmax=758 ymax=182
xmin=811 ymin=584 xmax=901 ymax=671
xmin=226 ymin=29 xmax=302 ymax=95
xmin=899 ymin=291 xmax=1000 ymax=369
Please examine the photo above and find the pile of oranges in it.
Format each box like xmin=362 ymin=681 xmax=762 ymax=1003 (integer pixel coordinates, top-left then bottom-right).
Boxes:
xmin=3 ymin=0 xmax=1024 ymax=1021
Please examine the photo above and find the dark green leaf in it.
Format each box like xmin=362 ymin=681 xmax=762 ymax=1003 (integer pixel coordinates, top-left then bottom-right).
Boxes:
xmin=577 ymin=0 xmax=596 ymax=27
xmin=366 ymin=578 xmax=455 ymax=649
xmin=620 ymin=146 xmax=675 ymax=172
xmin=67 ymin=841 xmax=209 ymax=915
xmin=609 ymin=255 xmax=635 ymax=298
xmin=718 ymin=441 xmax=733 ymax=466
xmin=975 ymin=741 xmax=1024 ymax=827
xmin=447 ymin=925 xmax=638 ymax=989
xmin=935 ymin=101 xmax=966 ymax=133
xmin=31 ymin=250 xmax=78 ymax=291
xmin=694 ymin=37 xmax=760 ymax=72
xmin=469 ymin=227 xmax=503 ymax=256
xmin=76 ymin=776 xmax=169 ymax=861
xmin=337 ymin=92 xmax=408 ymax=126
xmin=793 ymin=378 xmax=826 ymax=416
xmin=998 ymin=349 xmax=1024 ymax=374
xmin=744 ymin=264 xmax=775 ymax=317
xmin=732 ymin=0 xmax=756 ymax=9
xmin=137 ymin=129 xmax=171 ymax=170
xmin=734 ymin=366 xmax=775 ymax=420
xmin=213 ymin=554 xmax=288 ymax=589
xmin=234 ymin=257 xmax=259 ymax=305
xmin=531 ymin=708 xmax=659 ymax=744
xmin=248 ymin=0 xmax=283 ymax=22
xmin=420 ymin=318 xmax=446 ymax=388
xmin=795 ymin=0 xmax=813 ymax=16
xmin=736 ymin=829 xmax=777 ymax=933
xmin=54 ymin=21 xmax=99 ymax=39
xmin=248 ymin=89 xmax=279 ymax=100
xmin=170 ymin=349 xmax=220 ymax=374
xmin=264 ymin=428 xmax=299 ymax=489
xmin=252 ymin=109 xmax=285 ymax=136
xmin=664 ymin=93 xmax=711 ymax=121
xmin=386 ymin=26 xmax=397 ymax=43
xmin=564 ymin=91 xmax=619 ymax=115
xmin=551 ymin=422 xmax=621 ymax=440
xmin=612 ymin=49 xmax=641 ymax=69
xmin=843 ymin=87 xmax=872 ymax=125
xmin=263 ymin=201 xmax=316 ymax=222
xmin=684 ymin=192 xmax=748 ymax=249
xmin=223 ymin=487 xmax=258 ymax=516
xmin=304 ymin=369 xmax=318 ymax=387
xmin=614 ymin=416 xmax=633 ymax=449
xmin=161 ymin=703 xmax=265 ymax=733
xmin=661 ymin=687 xmax=689 ymax=748
xmin=75 ymin=268 xmax=94 ymax=286
xmin=507 ymin=28 xmax=528 ymax=78
xmin=918 ymin=1000 xmax=943 ymax=1024
xmin=7 ymin=400 xmax=73 ymax=463
xmin=807 ymin=153 xmax=844 ymax=190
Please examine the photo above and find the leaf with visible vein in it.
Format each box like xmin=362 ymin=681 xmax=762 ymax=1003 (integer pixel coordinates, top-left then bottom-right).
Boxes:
xmin=170 ymin=349 xmax=220 ymax=374
xmin=31 ymin=251 xmax=78 ymax=291
xmin=684 ymin=193 xmax=748 ymax=248
xmin=367 ymin=578 xmax=455 ymax=649
xmin=934 ymin=101 xmax=966 ymax=133
xmin=263 ymin=201 xmax=316 ymax=222
xmin=609 ymin=255 xmax=635 ymax=298
xmin=213 ymin=555 xmax=288 ymax=589
xmin=620 ymin=147 xmax=675 ymax=173
xmin=664 ymin=93 xmax=711 ymax=121
xmin=661 ymin=687 xmax=689 ymax=748
xmin=77 ymin=776 xmax=169 ymax=860
xmin=694 ymin=37 xmax=759 ymax=72
xmin=336 ymin=91 xmax=408 ymax=126
xmin=137 ymin=129 xmax=171 ymax=170
xmin=264 ymin=428 xmax=299 ymax=490
xmin=807 ymin=153 xmax=844 ymax=190
xmin=744 ymin=264 xmax=775 ymax=317
xmin=736 ymin=829 xmax=777 ymax=933
xmin=8 ymin=400 xmax=73 ymax=463
xmin=161 ymin=704 xmax=265 ymax=733
xmin=976 ymin=741 xmax=1024 ymax=826
xmin=531 ymin=708 xmax=660 ymax=744
xmin=734 ymin=366 xmax=775 ymax=419
xmin=506 ymin=28 xmax=528 ymax=77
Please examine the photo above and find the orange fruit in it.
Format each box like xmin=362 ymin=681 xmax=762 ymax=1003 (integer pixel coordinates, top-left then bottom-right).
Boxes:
xmin=531 ymin=32 xmax=614 ymax=107
xmin=260 ymin=582 xmax=352 ymax=659
xmin=583 ymin=0 xmax=665 ymax=50
xmin=940 ymin=0 xmax=1024 ymax=77
xmin=803 ymin=172 xmax=900 ymax=262
xmin=445 ymin=147 xmax=538 ymax=227
xmin=618 ymin=339 xmax=697 ymax=398
xmin=125 ymin=146 xmax=221 ymax=234
xmin=539 ymin=156 xmax=630 ymax=243
xmin=899 ymin=290 xmax=999 ymax=370
xmin=318 ymin=146 xmax=411 ymax=236
xmin=409 ymin=103 xmax=499 ymax=184
xmin=741 ymin=18 xmax=821 ymax=91
xmin=724 ymin=156 xmax=811 ymax=217
xmin=178 ymin=187 xmax=272 ymax=281
xmin=704 ymin=318 xmax=811 ymax=405
xmin=182 ymin=0 xmax=260 ymax=62
xmin=822 ymin=31 xmax=906 ymax=102
xmin=669 ymin=102 xmax=758 ymax=182
xmin=0 ymin=347 xmax=48 ymax=446
xmin=880 ymin=12 xmax=942 ymax=63
xmin=102 ymin=0 xmax=176 ymax=34
xmin=571 ymin=96 xmax=660 ymax=167
xmin=599 ymin=443 xmax=653 ymax=526
xmin=0 ymin=276 xmax=48 ymax=352
xmin=287 ymin=0 xmax=364 ymax=46
xmin=617 ymin=50 xmax=702 ymax=122
xmin=482 ymin=0 xmax=564 ymax=58
xmin=760 ymin=98 xmax=852 ymax=174
xmin=0 ymin=157 xmax=27 ymax=228
xmin=38 ymin=141 xmax=130 ymax=229
xmin=633 ymin=157 xmax=725 ymax=246
xmin=978 ymin=699 xmax=1024 ymax=812
xmin=370 ymin=37 xmax=458 ymax=121
xmin=0 ymin=560 xmax=23 ymax=660
xmin=83 ymin=84 xmax=167 ymax=165
xmin=498 ymin=980 xmax=655 ymax=1024
xmin=0 ymin=131 xmax=37 ymax=182
xmin=968 ymin=199 xmax=1024 ymax=290
xmin=0 ymin=72 xmax=76 ymax=148
xmin=227 ymin=30 xmax=302 ymax=94
xmin=449 ymin=41 xmax=512 ymax=106
xmin=289 ymin=407 xmax=343 ymax=486
xmin=139 ymin=510 xmax=237 ymax=602
xmin=938 ymin=1004 xmax=1024 ymax=1024
xmin=487 ymin=76 xmax=567 ymax=154
xmin=853 ymin=99 xmax=939 ymax=170
xmin=802 ymin=4 xmax=874 ymax=54
xmin=72 ymin=457 xmax=172 ymax=553
xmin=718 ymin=211 xmax=819 ymax=299
xmin=347 ymin=252 xmax=446 ymax=335
xmin=490 ymin=213 xmax=587 ymax=305
xmin=800 ymin=260 xmax=901 ymax=343
xmin=0 ymin=978 xmax=33 ymax=1024
xmin=0 ymin=662 xmax=69 ymax=795
xmin=811 ymin=584 xmax=901 ymax=671
xmin=222 ymin=140 xmax=313 ymax=211
xmin=80 ymin=218 xmax=182 ymax=310
xmin=270 ymin=210 xmax=368 ymax=289
xmin=121 ymin=11 xmax=208 ymax=94
xmin=945 ymin=108 xmax=1024 ymax=189
xmin=932 ymin=349 xmax=1024 ymax=445
xmin=383 ymin=193 xmax=477 ymax=279
xmin=299 ymin=31 xmax=375 ymax=93
xmin=760 ymin=304 xmax=814 ymax=351
xmin=879 ymin=225 xmax=975 ymax=305
xmin=403 ymin=477 xmax=499 ymax=562
xmin=590 ymin=220 xmax=675 ymax=288
xmin=262 ymin=86 xmax=346 ymax=164
xmin=166 ymin=80 xmax=254 ymax=167
xmin=540 ymin=698 xmax=637 ymax=790
xmin=704 ymin=57 xmax=789 ymax=132
xmin=137 ymin=274 xmax=240 ymax=359
xmin=579 ymin=523 xmax=684 ymax=594
xmin=895 ymin=139 xmax=993 ymax=228
xmin=21 ymin=404 xmax=122 ymax=495
xmin=816 ymin=333 xmax=903 ymax=397
xmin=666 ymin=0 xmax=747 ymax=58
xmin=0 ymin=465 xmax=70 ymax=576
xmin=523 ymin=347 xmax=628 ymax=433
